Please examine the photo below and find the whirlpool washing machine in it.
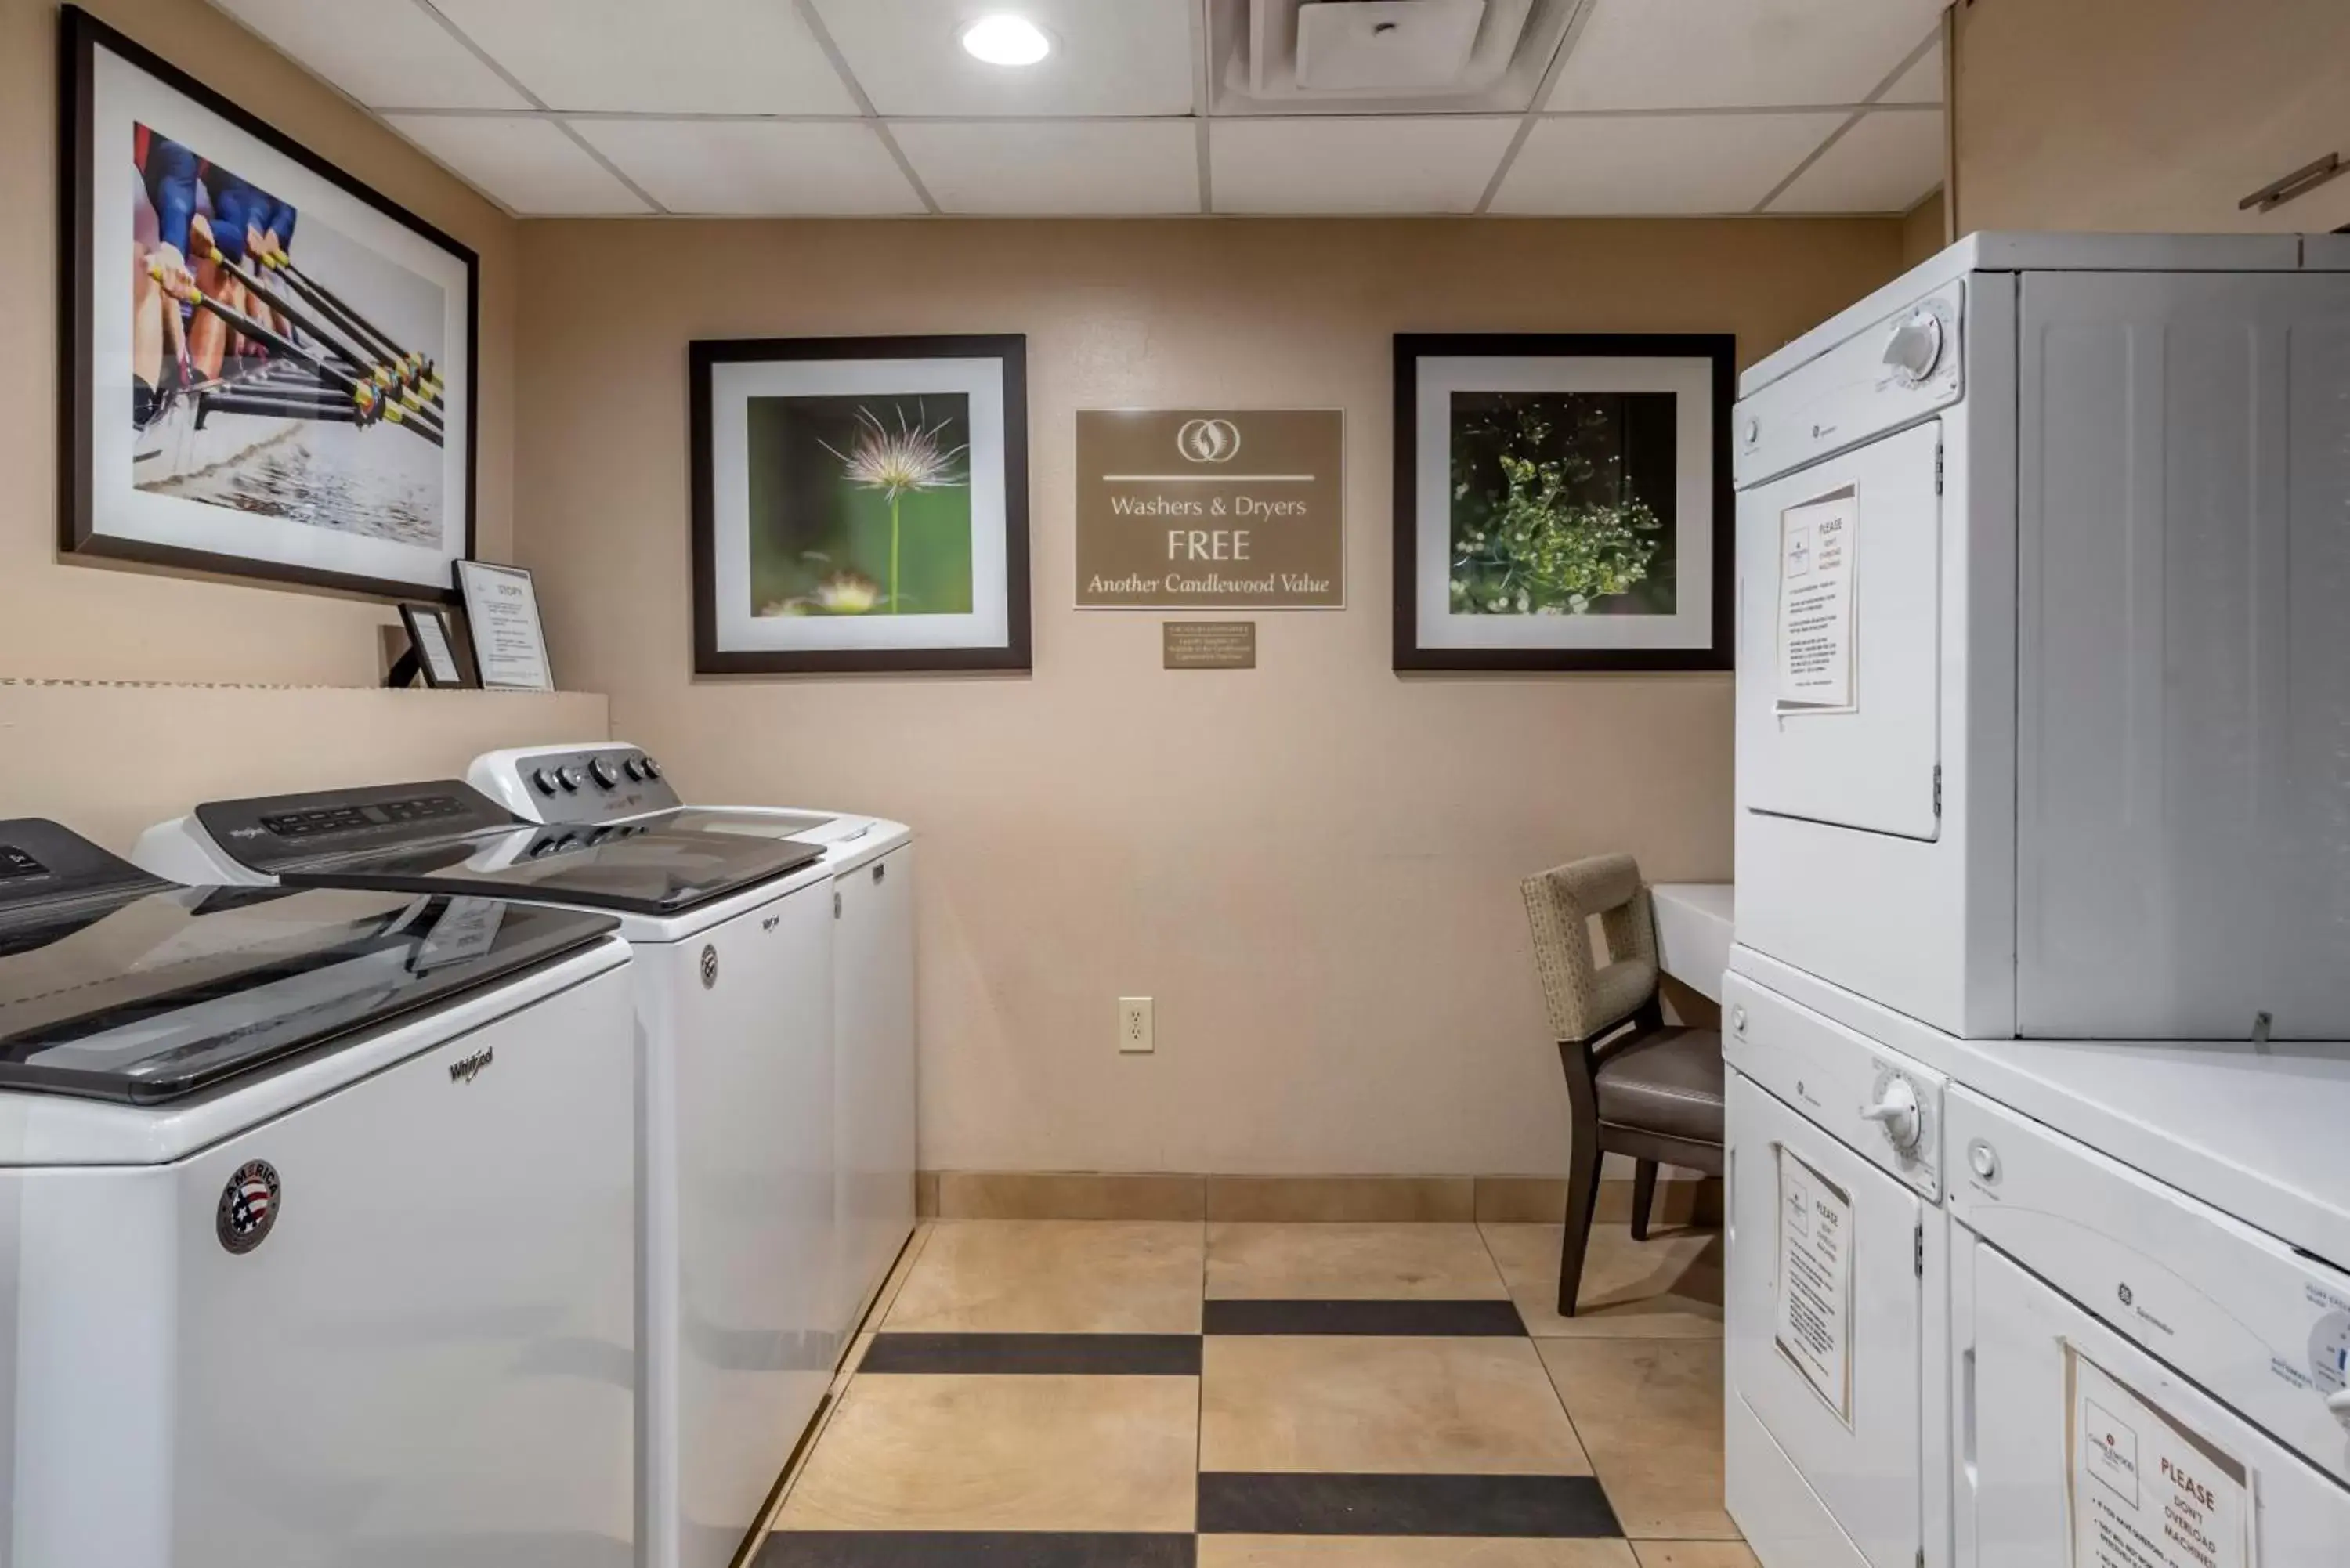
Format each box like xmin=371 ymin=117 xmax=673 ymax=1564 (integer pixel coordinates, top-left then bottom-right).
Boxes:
xmin=0 ymin=818 xmax=636 ymax=1567
xmin=133 ymin=782 xmax=838 ymax=1568
xmin=468 ymin=742 xmax=916 ymax=1341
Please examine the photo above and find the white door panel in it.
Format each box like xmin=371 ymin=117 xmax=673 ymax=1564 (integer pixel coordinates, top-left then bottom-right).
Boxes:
xmin=1956 ymin=1237 xmax=2350 ymax=1566
xmin=1727 ymin=1071 xmax=1923 ymax=1568
xmin=1739 ymin=419 xmax=1943 ymax=842
xmin=833 ymin=844 xmax=916 ymax=1334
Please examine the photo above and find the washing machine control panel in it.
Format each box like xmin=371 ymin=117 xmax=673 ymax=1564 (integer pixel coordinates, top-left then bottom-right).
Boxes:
xmin=476 ymin=747 xmax=682 ymax=826
xmin=1950 ymin=1086 xmax=2350 ymax=1479
xmin=1723 ymin=974 xmax=1943 ymax=1198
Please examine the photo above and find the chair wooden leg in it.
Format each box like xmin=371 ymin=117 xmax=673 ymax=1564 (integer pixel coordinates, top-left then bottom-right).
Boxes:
xmin=1629 ymin=1158 xmax=1658 ymax=1241
xmin=1556 ymin=1140 xmax=1604 ymax=1319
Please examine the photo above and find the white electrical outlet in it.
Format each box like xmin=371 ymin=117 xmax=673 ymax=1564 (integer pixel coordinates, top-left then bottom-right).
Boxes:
xmin=1119 ymin=997 xmax=1154 ymax=1053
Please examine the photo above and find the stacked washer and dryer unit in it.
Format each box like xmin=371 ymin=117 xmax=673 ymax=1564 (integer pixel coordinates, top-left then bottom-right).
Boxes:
xmin=1723 ymin=233 xmax=2350 ymax=1568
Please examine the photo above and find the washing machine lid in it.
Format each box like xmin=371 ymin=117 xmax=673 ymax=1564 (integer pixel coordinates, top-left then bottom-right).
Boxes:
xmin=193 ymin=781 xmax=826 ymax=915
xmin=625 ymin=806 xmax=843 ymax=840
xmin=0 ymin=818 xmax=618 ymax=1104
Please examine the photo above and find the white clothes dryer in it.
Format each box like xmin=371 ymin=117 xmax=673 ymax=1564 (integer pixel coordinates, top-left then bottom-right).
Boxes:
xmin=468 ymin=742 xmax=916 ymax=1341
xmin=0 ymin=817 xmax=637 ymax=1568
xmin=1732 ymin=232 xmax=2350 ymax=1042
xmin=134 ymin=782 xmax=837 ymax=1568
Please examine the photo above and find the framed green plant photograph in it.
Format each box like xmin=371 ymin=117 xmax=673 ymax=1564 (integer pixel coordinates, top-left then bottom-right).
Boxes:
xmin=1394 ymin=334 xmax=1734 ymax=671
xmin=692 ymin=334 xmax=1029 ymax=674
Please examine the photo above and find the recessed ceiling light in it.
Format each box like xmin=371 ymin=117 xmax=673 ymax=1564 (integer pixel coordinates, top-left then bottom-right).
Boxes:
xmin=960 ymin=14 xmax=1052 ymax=67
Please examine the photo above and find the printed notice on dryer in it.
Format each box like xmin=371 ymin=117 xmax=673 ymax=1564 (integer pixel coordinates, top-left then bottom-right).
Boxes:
xmin=1773 ymin=1145 xmax=1853 ymax=1424
xmin=2066 ymin=1346 xmax=2252 ymax=1568
xmin=1776 ymin=490 xmax=1857 ymax=712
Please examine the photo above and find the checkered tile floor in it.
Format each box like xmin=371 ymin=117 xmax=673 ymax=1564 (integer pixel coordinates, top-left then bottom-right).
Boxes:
xmin=754 ymin=1219 xmax=1746 ymax=1567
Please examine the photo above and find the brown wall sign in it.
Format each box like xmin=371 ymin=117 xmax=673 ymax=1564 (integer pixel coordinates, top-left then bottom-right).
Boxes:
xmin=1076 ymin=410 xmax=1344 ymax=609
xmin=1162 ymin=620 xmax=1257 ymax=670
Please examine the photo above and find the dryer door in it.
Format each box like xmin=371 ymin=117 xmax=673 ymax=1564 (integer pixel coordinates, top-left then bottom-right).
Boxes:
xmin=1726 ymin=1071 xmax=1925 ymax=1568
xmin=1737 ymin=419 xmax=1943 ymax=841
xmin=1953 ymin=1230 xmax=2350 ymax=1566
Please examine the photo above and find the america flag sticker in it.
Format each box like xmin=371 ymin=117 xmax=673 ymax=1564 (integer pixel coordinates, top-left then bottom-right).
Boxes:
xmin=216 ymin=1159 xmax=281 ymax=1255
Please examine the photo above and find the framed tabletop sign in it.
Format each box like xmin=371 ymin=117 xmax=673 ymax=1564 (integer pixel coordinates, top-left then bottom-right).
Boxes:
xmin=454 ymin=560 xmax=552 ymax=692
xmin=689 ymin=334 xmax=1031 ymax=674
xmin=1393 ymin=334 xmax=1735 ymax=672
xmin=59 ymin=6 xmax=477 ymax=602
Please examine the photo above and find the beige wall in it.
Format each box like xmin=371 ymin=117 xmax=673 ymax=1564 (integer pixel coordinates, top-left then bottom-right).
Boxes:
xmin=0 ymin=0 xmax=520 ymax=685
xmin=1900 ymin=190 xmax=1947 ymax=269
xmin=1953 ymin=0 xmax=2350 ymax=233
xmin=515 ymin=218 xmax=1905 ymax=1176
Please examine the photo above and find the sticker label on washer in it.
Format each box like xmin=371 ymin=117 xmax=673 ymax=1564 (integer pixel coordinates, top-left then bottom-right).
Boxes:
xmin=2066 ymin=1344 xmax=2253 ymax=1568
xmin=1776 ymin=489 xmax=1858 ymax=713
xmin=1773 ymin=1144 xmax=1853 ymax=1425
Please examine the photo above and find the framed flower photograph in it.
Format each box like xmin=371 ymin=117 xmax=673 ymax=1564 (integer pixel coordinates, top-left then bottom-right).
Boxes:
xmin=60 ymin=6 xmax=476 ymax=602
xmin=1393 ymin=334 xmax=1735 ymax=671
xmin=690 ymin=334 xmax=1030 ymax=674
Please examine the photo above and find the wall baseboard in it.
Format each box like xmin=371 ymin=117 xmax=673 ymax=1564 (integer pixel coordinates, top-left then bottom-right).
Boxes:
xmin=916 ymin=1170 xmax=1723 ymax=1227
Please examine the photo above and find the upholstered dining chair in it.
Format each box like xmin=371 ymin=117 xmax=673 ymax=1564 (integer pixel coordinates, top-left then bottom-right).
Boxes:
xmin=1520 ymin=854 xmax=1726 ymax=1317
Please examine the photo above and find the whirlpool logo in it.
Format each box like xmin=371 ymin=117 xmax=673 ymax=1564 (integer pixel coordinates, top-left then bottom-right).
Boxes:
xmin=1177 ymin=417 xmax=1241 ymax=464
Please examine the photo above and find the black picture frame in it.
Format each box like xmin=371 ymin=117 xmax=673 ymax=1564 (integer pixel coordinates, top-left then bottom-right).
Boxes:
xmin=396 ymin=603 xmax=468 ymax=688
xmin=1393 ymin=333 xmax=1737 ymax=673
xmin=689 ymin=334 xmax=1031 ymax=675
xmin=59 ymin=5 xmax=479 ymax=602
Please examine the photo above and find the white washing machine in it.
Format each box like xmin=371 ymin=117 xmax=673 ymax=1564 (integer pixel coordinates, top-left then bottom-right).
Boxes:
xmin=0 ymin=817 xmax=637 ymax=1567
xmin=468 ymin=742 xmax=916 ymax=1342
xmin=1733 ymin=231 xmax=2350 ymax=1042
xmin=1722 ymin=969 xmax=1951 ymax=1568
xmin=134 ymin=782 xmax=839 ymax=1568
xmin=1948 ymin=1085 xmax=2350 ymax=1565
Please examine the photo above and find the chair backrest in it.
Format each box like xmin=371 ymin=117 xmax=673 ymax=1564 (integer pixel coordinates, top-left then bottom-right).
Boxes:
xmin=1520 ymin=854 xmax=1660 ymax=1045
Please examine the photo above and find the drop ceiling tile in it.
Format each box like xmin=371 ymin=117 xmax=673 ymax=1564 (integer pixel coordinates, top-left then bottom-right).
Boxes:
xmin=1210 ymin=117 xmax=1519 ymax=215
xmin=1878 ymin=38 xmax=1944 ymax=105
xmin=808 ymin=0 xmax=1196 ymax=117
xmin=1547 ymin=0 xmax=1948 ymax=110
xmin=1769 ymin=109 xmax=1945 ymax=213
xmin=210 ymin=0 xmax=526 ymax=110
xmin=428 ymin=0 xmax=859 ymax=115
xmin=573 ymin=121 xmax=924 ymax=215
xmin=1493 ymin=112 xmax=1847 ymax=215
xmin=893 ymin=121 xmax=1198 ymax=214
xmin=383 ymin=114 xmax=649 ymax=214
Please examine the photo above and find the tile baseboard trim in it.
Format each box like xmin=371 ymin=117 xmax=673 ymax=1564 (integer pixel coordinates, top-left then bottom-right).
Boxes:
xmin=919 ymin=1171 xmax=1723 ymax=1226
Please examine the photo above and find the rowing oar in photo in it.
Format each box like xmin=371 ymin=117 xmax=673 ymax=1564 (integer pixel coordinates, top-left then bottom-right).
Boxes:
xmin=203 ymin=247 xmax=439 ymax=421
xmin=154 ymin=264 xmax=443 ymax=446
xmin=259 ymin=244 xmax=443 ymax=407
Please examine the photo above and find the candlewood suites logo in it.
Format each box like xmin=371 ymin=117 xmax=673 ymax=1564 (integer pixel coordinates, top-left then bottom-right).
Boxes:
xmin=1177 ymin=417 xmax=1241 ymax=464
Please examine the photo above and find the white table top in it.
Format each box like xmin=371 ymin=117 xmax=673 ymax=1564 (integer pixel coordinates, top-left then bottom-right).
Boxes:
xmin=1651 ymin=883 xmax=1734 ymax=1003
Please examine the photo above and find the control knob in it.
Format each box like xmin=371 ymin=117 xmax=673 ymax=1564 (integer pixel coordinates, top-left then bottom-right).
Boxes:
xmin=555 ymin=766 xmax=583 ymax=793
xmin=1882 ymin=307 xmax=1945 ymax=388
xmin=588 ymin=757 xmax=619 ymax=789
xmin=640 ymin=757 xmax=663 ymax=779
xmin=530 ymin=768 xmax=559 ymax=797
xmin=622 ymin=758 xmax=645 ymax=782
xmin=1863 ymin=1077 xmax=1923 ymax=1154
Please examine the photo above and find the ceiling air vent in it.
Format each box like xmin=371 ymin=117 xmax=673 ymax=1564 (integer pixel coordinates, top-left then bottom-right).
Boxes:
xmin=1216 ymin=0 xmax=1576 ymax=114
xmin=1294 ymin=1 xmax=1491 ymax=92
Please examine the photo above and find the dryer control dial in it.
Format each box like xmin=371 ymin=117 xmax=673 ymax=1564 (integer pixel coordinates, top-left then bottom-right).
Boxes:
xmin=1863 ymin=1076 xmax=1923 ymax=1154
xmin=1882 ymin=308 xmax=1945 ymax=388
xmin=588 ymin=757 xmax=619 ymax=789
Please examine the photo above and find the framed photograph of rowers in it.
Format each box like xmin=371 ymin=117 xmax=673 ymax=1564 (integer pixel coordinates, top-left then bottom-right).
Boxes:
xmin=1393 ymin=334 xmax=1735 ymax=672
xmin=59 ymin=6 xmax=476 ymax=602
xmin=690 ymin=334 xmax=1031 ymax=674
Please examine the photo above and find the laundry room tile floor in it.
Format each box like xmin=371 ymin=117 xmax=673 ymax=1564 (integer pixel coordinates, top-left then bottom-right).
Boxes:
xmin=756 ymin=1217 xmax=1753 ymax=1568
